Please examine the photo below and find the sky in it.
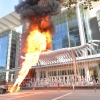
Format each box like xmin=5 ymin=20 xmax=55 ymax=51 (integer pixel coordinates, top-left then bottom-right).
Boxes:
xmin=0 ymin=0 xmax=20 ymax=67
xmin=0 ymin=0 xmax=19 ymax=18
xmin=0 ymin=0 xmax=22 ymax=32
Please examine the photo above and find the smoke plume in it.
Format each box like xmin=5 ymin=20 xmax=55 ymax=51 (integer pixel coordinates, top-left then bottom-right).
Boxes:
xmin=16 ymin=0 xmax=61 ymax=66
xmin=9 ymin=0 xmax=61 ymax=93
xmin=15 ymin=0 xmax=61 ymax=34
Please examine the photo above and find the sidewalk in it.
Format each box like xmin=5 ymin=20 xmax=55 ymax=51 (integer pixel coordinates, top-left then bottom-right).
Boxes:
xmin=22 ymin=85 xmax=100 ymax=90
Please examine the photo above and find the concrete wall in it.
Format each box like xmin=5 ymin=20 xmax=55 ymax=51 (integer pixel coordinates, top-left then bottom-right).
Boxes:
xmin=88 ymin=1 xmax=100 ymax=40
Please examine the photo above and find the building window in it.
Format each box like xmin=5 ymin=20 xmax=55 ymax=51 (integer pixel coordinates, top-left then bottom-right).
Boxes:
xmin=0 ymin=32 xmax=9 ymax=69
xmin=52 ymin=8 xmax=81 ymax=50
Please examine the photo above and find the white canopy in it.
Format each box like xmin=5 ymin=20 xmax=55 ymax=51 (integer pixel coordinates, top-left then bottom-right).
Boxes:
xmin=0 ymin=12 xmax=20 ymax=33
xmin=38 ymin=40 xmax=100 ymax=66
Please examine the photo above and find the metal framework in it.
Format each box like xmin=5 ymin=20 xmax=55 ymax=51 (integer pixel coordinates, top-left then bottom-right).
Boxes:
xmin=38 ymin=40 xmax=100 ymax=67
xmin=38 ymin=40 xmax=100 ymax=85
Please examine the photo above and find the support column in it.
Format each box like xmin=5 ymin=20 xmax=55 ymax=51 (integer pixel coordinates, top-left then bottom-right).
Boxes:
xmin=76 ymin=2 xmax=86 ymax=45
xmin=67 ymin=76 xmax=69 ymax=86
xmin=71 ymin=50 xmax=77 ymax=85
xmin=46 ymin=71 xmax=48 ymax=82
xmin=6 ymin=30 xmax=12 ymax=82
xmin=85 ymin=65 xmax=90 ymax=84
xmin=36 ymin=69 xmax=40 ymax=86
xmin=11 ymin=74 xmax=14 ymax=82
xmin=63 ymin=76 xmax=64 ymax=85
xmin=46 ymin=71 xmax=48 ymax=79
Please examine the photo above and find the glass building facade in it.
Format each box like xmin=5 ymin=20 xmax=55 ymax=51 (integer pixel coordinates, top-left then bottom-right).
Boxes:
xmin=0 ymin=30 xmax=20 ymax=81
xmin=52 ymin=6 xmax=91 ymax=50
xmin=0 ymin=33 xmax=9 ymax=68
xmin=34 ymin=5 xmax=100 ymax=87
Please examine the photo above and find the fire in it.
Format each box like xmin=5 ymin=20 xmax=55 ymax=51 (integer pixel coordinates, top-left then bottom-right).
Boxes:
xmin=10 ymin=26 xmax=52 ymax=93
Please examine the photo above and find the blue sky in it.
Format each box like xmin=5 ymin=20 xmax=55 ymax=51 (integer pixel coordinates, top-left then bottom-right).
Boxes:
xmin=0 ymin=0 xmax=22 ymax=67
xmin=0 ymin=0 xmax=22 ymax=32
xmin=0 ymin=0 xmax=19 ymax=18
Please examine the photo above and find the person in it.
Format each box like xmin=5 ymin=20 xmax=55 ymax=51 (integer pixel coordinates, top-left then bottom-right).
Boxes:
xmin=44 ymin=80 xmax=47 ymax=92
xmin=20 ymin=83 xmax=23 ymax=91
xmin=93 ymin=78 xmax=96 ymax=92
xmin=72 ymin=82 xmax=75 ymax=92
xmin=57 ymin=80 xmax=60 ymax=92
xmin=95 ymin=77 xmax=98 ymax=83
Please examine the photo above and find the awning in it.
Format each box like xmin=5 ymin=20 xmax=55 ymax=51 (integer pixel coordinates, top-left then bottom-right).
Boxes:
xmin=0 ymin=11 xmax=20 ymax=33
xmin=38 ymin=40 xmax=100 ymax=66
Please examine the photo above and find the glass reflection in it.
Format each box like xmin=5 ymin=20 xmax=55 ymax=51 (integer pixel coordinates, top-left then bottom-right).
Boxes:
xmin=0 ymin=35 xmax=9 ymax=68
xmin=52 ymin=8 xmax=81 ymax=50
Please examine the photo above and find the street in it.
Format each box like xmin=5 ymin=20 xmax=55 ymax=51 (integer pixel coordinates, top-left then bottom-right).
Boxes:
xmin=0 ymin=89 xmax=100 ymax=100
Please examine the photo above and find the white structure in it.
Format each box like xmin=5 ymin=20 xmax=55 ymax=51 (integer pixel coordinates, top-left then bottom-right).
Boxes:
xmin=34 ymin=40 xmax=100 ymax=86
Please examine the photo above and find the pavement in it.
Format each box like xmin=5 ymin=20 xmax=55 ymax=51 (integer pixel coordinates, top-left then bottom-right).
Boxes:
xmin=0 ymin=89 xmax=100 ymax=100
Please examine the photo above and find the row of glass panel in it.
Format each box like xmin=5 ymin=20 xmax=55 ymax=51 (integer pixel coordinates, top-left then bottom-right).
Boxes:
xmin=0 ymin=32 xmax=9 ymax=68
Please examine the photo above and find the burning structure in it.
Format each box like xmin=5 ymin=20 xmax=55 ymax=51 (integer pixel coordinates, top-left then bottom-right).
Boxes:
xmin=10 ymin=0 xmax=61 ymax=92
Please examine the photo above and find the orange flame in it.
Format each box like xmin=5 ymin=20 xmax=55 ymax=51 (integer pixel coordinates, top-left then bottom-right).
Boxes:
xmin=10 ymin=23 xmax=52 ymax=93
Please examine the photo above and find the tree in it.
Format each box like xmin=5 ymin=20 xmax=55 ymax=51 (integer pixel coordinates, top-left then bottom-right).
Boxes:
xmin=40 ymin=0 xmax=99 ymax=10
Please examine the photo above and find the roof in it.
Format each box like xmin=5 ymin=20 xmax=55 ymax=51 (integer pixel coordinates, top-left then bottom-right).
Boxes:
xmin=0 ymin=12 xmax=20 ymax=33
xmin=0 ymin=0 xmax=97 ymax=34
xmin=38 ymin=40 xmax=100 ymax=67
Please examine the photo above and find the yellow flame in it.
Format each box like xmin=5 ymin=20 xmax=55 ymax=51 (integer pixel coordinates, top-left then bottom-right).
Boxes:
xmin=10 ymin=28 xmax=52 ymax=93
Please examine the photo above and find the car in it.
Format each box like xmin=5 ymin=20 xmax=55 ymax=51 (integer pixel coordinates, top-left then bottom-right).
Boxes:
xmin=0 ymin=80 xmax=8 ymax=94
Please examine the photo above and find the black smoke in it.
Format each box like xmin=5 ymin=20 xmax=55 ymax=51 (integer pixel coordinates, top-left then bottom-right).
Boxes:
xmin=15 ymin=0 xmax=61 ymax=34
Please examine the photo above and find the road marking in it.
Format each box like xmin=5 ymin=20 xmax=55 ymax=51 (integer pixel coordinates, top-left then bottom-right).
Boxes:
xmin=6 ymin=92 xmax=43 ymax=100
xmin=52 ymin=92 xmax=72 ymax=100
xmin=0 ymin=92 xmax=30 ymax=96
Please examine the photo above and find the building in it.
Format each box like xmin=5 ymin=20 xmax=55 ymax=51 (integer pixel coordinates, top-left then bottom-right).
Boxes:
xmin=52 ymin=1 xmax=100 ymax=50
xmin=0 ymin=1 xmax=100 ymax=86
xmin=34 ymin=1 xmax=100 ymax=87
xmin=0 ymin=30 xmax=20 ymax=82
xmin=36 ymin=41 xmax=100 ymax=86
